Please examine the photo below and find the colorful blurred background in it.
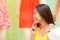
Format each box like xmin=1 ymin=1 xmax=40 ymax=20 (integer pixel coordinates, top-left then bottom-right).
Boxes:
xmin=6 ymin=0 xmax=60 ymax=40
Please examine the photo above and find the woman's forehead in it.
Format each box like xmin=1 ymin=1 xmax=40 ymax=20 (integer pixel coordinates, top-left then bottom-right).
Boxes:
xmin=34 ymin=8 xmax=36 ymax=12
xmin=34 ymin=8 xmax=38 ymax=13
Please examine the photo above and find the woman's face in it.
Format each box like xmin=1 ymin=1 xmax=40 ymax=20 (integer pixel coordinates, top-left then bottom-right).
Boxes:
xmin=33 ymin=9 xmax=43 ymax=23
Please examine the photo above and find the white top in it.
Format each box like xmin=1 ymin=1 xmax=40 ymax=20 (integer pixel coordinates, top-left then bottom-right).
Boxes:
xmin=48 ymin=27 xmax=60 ymax=40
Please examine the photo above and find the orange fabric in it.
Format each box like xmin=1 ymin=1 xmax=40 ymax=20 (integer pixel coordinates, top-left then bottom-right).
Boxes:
xmin=19 ymin=0 xmax=40 ymax=28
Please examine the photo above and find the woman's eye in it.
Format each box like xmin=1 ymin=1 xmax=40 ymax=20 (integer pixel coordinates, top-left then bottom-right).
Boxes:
xmin=34 ymin=12 xmax=36 ymax=14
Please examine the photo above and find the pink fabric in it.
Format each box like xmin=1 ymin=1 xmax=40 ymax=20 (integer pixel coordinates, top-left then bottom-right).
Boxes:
xmin=0 ymin=0 xmax=10 ymax=29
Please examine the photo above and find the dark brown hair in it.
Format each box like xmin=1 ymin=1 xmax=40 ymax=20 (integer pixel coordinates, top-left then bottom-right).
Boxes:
xmin=35 ymin=4 xmax=55 ymax=25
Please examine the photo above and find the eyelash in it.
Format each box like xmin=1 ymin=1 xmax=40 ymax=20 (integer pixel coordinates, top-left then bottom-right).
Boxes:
xmin=34 ymin=12 xmax=36 ymax=14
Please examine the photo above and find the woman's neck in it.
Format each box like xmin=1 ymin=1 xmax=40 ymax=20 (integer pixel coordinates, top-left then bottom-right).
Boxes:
xmin=40 ymin=21 xmax=49 ymax=30
xmin=38 ymin=21 xmax=49 ymax=35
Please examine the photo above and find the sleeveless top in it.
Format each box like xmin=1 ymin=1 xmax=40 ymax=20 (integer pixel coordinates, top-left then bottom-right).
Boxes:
xmin=35 ymin=28 xmax=48 ymax=40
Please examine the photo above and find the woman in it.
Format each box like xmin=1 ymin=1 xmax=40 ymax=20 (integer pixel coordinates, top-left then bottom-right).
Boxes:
xmin=31 ymin=4 xmax=55 ymax=40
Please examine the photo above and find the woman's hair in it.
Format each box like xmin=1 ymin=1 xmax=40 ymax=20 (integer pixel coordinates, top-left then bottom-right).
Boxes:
xmin=35 ymin=4 xmax=55 ymax=25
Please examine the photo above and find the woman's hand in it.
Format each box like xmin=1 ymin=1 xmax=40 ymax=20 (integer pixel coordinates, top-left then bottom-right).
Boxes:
xmin=30 ymin=21 xmax=37 ymax=40
xmin=46 ymin=24 xmax=56 ymax=33
xmin=30 ymin=21 xmax=37 ymax=35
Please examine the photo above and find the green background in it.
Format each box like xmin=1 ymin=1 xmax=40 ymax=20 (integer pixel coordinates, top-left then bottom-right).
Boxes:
xmin=6 ymin=0 xmax=60 ymax=40
xmin=6 ymin=0 xmax=24 ymax=40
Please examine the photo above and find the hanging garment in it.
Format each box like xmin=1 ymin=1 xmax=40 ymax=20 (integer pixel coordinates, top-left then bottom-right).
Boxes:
xmin=19 ymin=0 xmax=40 ymax=28
xmin=0 ymin=0 xmax=10 ymax=29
